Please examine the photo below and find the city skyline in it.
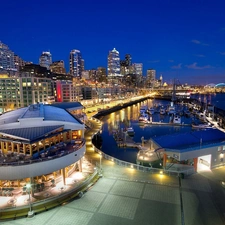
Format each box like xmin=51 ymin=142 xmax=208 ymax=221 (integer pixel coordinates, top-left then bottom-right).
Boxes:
xmin=1 ymin=0 xmax=225 ymax=85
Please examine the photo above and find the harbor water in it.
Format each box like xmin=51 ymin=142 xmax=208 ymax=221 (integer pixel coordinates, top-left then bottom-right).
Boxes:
xmin=100 ymin=93 xmax=225 ymax=164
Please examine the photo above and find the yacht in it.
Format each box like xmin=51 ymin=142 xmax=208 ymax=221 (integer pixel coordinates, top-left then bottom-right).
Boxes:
xmin=167 ymin=102 xmax=176 ymax=115
xmin=192 ymin=122 xmax=212 ymax=129
xmin=139 ymin=113 xmax=149 ymax=123
xmin=126 ymin=127 xmax=135 ymax=136
xmin=173 ymin=114 xmax=181 ymax=124
xmin=198 ymin=112 xmax=206 ymax=121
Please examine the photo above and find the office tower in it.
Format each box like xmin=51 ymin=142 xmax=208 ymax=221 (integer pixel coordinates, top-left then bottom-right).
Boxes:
xmin=39 ymin=51 xmax=52 ymax=70
xmin=81 ymin=59 xmax=85 ymax=73
xmin=14 ymin=55 xmax=26 ymax=76
xmin=89 ymin=69 xmax=97 ymax=82
xmin=133 ymin=63 xmax=143 ymax=76
xmin=125 ymin=54 xmax=132 ymax=67
xmin=81 ymin=70 xmax=89 ymax=80
xmin=69 ymin=49 xmax=82 ymax=78
xmin=0 ymin=41 xmax=15 ymax=71
xmin=107 ymin=48 xmax=120 ymax=78
xmin=97 ymin=67 xmax=107 ymax=82
xmin=50 ymin=60 xmax=66 ymax=74
xmin=146 ymin=69 xmax=156 ymax=88
xmin=120 ymin=54 xmax=133 ymax=75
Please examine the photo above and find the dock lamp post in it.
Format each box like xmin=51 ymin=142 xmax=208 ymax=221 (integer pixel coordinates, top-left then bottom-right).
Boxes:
xmin=26 ymin=183 xmax=34 ymax=218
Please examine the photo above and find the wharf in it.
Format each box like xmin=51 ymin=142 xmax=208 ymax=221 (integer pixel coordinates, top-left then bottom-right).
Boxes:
xmin=113 ymin=130 xmax=140 ymax=149
xmin=141 ymin=121 xmax=191 ymax=126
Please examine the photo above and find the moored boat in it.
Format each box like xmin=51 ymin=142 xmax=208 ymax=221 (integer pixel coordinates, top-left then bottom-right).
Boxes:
xmin=126 ymin=127 xmax=135 ymax=136
xmin=139 ymin=113 xmax=149 ymax=123
xmin=173 ymin=114 xmax=181 ymax=124
xmin=192 ymin=122 xmax=212 ymax=129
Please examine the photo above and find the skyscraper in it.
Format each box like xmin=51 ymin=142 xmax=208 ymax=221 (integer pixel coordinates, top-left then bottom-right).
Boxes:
xmin=107 ymin=48 xmax=120 ymax=78
xmin=146 ymin=69 xmax=156 ymax=88
xmin=0 ymin=41 xmax=15 ymax=71
xmin=39 ymin=51 xmax=52 ymax=70
xmin=50 ymin=60 xmax=66 ymax=74
xmin=14 ymin=55 xmax=26 ymax=76
xmin=69 ymin=49 xmax=82 ymax=78
xmin=133 ymin=63 xmax=143 ymax=76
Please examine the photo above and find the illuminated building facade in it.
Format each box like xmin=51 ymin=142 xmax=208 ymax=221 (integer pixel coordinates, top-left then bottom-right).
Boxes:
xmin=0 ymin=102 xmax=86 ymax=195
xmin=0 ymin=77 xmax=53 ymax=112
xmin=107 ymin=48 xmax=121 ymax=79
xmin=69 ymin=49 xmax=82 ymax=78
xmin=0 ymin=41 xmax=15 ymax=71
xmin=39 ymin=52 xmax=52 ymax=70
xmin=50 ymin=60 xmax=66 ymax=74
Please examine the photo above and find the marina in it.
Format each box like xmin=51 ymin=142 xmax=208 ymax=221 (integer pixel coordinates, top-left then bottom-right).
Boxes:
xmin=100 ymin=97 xmax=212 ymax=165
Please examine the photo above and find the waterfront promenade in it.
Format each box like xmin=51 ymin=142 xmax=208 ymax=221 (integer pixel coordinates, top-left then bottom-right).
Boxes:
xmin=1 ymin=117 xmax=225 ymax=225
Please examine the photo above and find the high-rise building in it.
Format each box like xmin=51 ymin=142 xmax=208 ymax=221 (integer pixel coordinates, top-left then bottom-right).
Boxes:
xmin=124 ymin=54 xmax=132 ymax=67
xmin=97 ymin=67 xmax=107 ymax=82
xmin=120 ymin=54 xmax=133 ymax=75
xmin=39 ymin=51 xmax=52 ymax=70
xmin=146 ymin=69 xmax=156 ymax=88
xmin=88 ymin=69 xmax=97 ymax=82
xmin=81 ymin=59 xmax=85 ymax=74
xmin=69 ymin=49 xmax=82 ymax=78
xmin=14 ymin=55 xmax=26 ymax=76
xmin=0 ymin=41 xmax=15 ymax=71
xmin=50 ymin=60 xmax=66 ymax=74
xmin=107 ymin=48 xmax=120 ymax=78
xmin=133 ymin=63 xmax=143 ymax=76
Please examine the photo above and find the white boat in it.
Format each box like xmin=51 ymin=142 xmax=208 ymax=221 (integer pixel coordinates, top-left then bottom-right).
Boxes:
xmin=173 ymin=115 xmax=181 ymax=124
xmin=139 ymin=114 xmax=149 ymax=123
xmin=167 ymin=102 xmax=176 ymax=115
xmin=192 ymin=122 xmax=212 ymax=129
xmin=140 ymin=105 xmax=148 ymax=114
xmin=198 ymin=112 xmax=206 ymax=121
xmin=126 ymin=127 xmax=135 ymax=136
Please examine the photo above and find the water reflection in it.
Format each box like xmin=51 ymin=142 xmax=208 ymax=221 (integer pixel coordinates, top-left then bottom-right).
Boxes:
xmin=101 ymin=99 xmax=194 ymax=164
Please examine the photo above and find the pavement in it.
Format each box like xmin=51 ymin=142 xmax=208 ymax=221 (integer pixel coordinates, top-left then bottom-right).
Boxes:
xmin=1 ymin=118 xmax=225 ymax=225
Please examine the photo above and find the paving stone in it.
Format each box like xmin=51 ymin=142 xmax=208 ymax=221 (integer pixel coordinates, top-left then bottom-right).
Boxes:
xmin=143 ymin=184 xmax=180 ymax=205
xmin=98 ymin=194 xmax=139 ymax=220
xmin=67 ymin=191 xmax=106 ymax=212
xmin=109 ymin=180 xmax=144 ymax=198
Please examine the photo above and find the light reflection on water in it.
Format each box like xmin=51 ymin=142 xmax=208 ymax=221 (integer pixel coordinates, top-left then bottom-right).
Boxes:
xmin=101 ymin=99 xmax=195 ymax=164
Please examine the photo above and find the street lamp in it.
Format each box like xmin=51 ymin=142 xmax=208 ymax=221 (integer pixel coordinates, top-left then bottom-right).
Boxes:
xmin=26 ymin=183 xmax=34 ymax=218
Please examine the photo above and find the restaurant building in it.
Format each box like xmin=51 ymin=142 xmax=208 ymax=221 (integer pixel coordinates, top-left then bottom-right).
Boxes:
xmin=0 ymin=102 xmax=86 ymax=189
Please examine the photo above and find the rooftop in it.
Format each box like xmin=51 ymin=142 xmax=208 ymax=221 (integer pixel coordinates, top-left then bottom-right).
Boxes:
xmin=0 ymin=103 xmax=83 ymax=125
xmin=152 ymin=128 xmax=225 ymax=152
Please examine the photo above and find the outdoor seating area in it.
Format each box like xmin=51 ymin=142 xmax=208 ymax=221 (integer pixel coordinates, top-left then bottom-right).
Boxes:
xmin=0 ymin=187 xmax=14 ymax=196
xmin=0 ymin=139 xmax=85 ymax=166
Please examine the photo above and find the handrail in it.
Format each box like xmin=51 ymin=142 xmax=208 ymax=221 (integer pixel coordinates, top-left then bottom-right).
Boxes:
xmin=90 ymin=117 xmax=195 ymax=176
xmin=0 ymin=139 xmax=85 ymax=167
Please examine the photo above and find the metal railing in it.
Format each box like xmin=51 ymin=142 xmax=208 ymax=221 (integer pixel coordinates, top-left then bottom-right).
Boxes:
xmin=91 ymin=117 xmax=195 ymax=177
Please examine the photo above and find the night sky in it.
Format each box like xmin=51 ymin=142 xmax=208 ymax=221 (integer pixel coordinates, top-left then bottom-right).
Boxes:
xmin=1 ymin=0 xmax=225 ymax=85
